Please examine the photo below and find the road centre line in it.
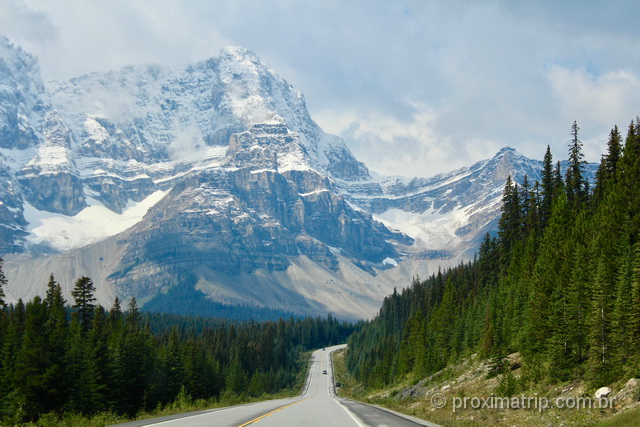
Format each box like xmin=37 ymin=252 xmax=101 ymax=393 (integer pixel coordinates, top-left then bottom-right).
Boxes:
xmin=237 ymin=399 xmax=306 ymax=426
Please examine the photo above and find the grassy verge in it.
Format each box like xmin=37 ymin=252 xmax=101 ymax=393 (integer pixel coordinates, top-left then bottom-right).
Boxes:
xmin=26 ymin=351 xmax=314 ymax=426
xmin=332 ymin=349 xmax=640 ymax=427
xmin=332 ymin=348 xmax=365 ymax=400
xmin=593 ymin=406 xmax=640 ymax=426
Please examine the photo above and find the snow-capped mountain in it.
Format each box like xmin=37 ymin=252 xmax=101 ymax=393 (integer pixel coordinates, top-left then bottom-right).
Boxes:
xmin=0 ymin=38 xmax=591 ymax=318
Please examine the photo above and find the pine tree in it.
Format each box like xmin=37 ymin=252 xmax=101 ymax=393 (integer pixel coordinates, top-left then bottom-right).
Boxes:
xmin=593 ymin=126 xmax=619 ymax=206
xmin=603 ymin=127 xmax=621 ymax=189
xmin=540 ymin=146 xmax=555 ymax=227
xmin=619 ymin=120 xmax=640 ymax=244
xmin=548 ymin=278 xmax=572 ymax=381
xmin=109 ymin=296 xmax=123 ymax=330
xmin=114 ymin=325 xmax=151 ymax=415
xmin=523 ymin=191 xmax=571 ymax=359
xmin=628 ymin=244 xmax=640 ymax=371
xmin=42 ymin=274 xmax=68 ymax=413
xmin=183 ymin=339 xmax=212 ymax=399
xmin=566 ymin=121 xmax=587 ymax=208
xmin=248 ymin=370 xmax=269 ymax=397
xmin=85 ymin=306 xmax=109 ymax=412
xmin=523 ymin=181 xmax=541 ymax=236
xmin=65 ymin=317 xmax=94 ymax=415
xmin=226 ymin=354 xmax=247 ymax=395
xmin=0 ymin=302 xmax=25 ymax=420
xmin=165 ymin=328 xmax=184 ymax=402
xmin=479 ymin=293 xmax=500 ymax=358
xmin=13 ymin=297 xmax=50 ymax=420
xmin=588 ymin=258 xmax=616 ymax=385
xmin=498 ymin=176 xmax=522 ymax=265
xmin=413 ymin=316 xmax=428 ymax=376
xmin=0 ymin=257 xmax=7 ymax=307
xmin=612 ymin=244 xmax=633 ymax=369
xmin=126 ymin=297 xmax=140 ymax=331
xmin=566 ymin=245 xmax=590 ymax=366
xmin=553 ymin=161 xmax=564 ymax=194
xmin=71 ymin=276 xmax=96 ymax=332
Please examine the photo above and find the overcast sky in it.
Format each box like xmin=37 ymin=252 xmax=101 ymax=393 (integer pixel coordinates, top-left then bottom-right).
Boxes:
xmin=2 ymin=0 xmax=640 ymax=177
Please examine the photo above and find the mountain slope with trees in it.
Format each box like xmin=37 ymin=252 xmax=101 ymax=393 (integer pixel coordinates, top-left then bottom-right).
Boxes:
xmin=346 ymin=119 xmax=640 ymax=393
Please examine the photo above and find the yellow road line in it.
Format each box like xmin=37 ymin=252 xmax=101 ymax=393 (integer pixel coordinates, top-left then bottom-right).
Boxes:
xmin=237 ymin=399 xmax=306 ymax=426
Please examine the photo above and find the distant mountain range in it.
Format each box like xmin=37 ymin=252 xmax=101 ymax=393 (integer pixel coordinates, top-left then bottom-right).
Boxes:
xmin=0 ymin=38 xmax=596 ymax=318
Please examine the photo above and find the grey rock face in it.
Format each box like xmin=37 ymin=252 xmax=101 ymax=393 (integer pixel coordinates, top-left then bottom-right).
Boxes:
xmin=0 ymin=38 xmax=46 ymax=150
xmin=109 ymin=163 xmax=407 ymax=302
xmin=0 ymin=163 xmax=27 ymax=254
xmin=0 ymin=39 xmax=599 ymax=318
xmin=18 ymin=172 xmax=85 ymax=215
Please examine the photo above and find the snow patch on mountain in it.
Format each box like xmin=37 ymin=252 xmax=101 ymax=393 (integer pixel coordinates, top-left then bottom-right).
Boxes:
xmin=23 ymin=190 xmax=167 ymax=251
xmin=375 ymin=205 xmax=472 ymax=249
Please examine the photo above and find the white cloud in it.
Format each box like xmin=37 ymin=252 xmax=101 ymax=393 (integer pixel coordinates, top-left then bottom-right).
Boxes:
xmin=2 ymin=0 xmax=640 ymax=176
xmin=547 ymin=66 xmax=640 ymax=161
xmin=0 ymin=0 xmax=57 ymax=48
xmin=548 ymin=66 xmax=640 ymax=126
xmin=316 ymin=103 xmax=490 ymax=177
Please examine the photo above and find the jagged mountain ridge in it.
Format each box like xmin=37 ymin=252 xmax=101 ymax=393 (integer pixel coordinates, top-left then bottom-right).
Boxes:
xmin=0 ymin=38 xmax=594 ymax=318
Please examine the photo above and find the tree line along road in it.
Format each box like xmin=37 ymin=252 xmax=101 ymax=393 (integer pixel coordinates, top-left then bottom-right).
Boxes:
xmin=111 ymin=344 xmax=437 ymax=427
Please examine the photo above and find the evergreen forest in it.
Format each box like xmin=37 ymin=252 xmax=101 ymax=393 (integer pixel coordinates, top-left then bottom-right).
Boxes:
xmin=346 ymin=119 xmax=640 ymax=393
xmin=0 ymin=270 xmax=354 ymax=423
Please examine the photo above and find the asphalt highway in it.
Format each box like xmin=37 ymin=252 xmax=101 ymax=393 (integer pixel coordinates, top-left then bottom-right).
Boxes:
xmin=114 ymin=344 xmax=437 ymax=427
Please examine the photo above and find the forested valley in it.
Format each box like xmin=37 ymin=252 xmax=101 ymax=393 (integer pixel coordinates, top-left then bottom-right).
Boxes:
xmin=0 ymin=270 xmax=355 ymax=424
xmin=347 ymin=119 xmax=640 ymax=394
xmin=2 ymin=116 xmax=639 ymax=425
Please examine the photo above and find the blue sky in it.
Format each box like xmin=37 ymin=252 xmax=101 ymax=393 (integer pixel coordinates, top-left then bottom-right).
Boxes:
xmin=2 ymin=0 xmax=640 ymax=176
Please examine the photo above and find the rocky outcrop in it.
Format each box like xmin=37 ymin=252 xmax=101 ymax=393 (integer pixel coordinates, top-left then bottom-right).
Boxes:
xmin=0 ymin=163 xmax=27 ymax=254
xmin=109 ymin=163 xmax=408 ymax=302
xmin=0 ymin=38 xmax=45 ymax=150
xmin=19 ymin=172 xmax=85 ymax=215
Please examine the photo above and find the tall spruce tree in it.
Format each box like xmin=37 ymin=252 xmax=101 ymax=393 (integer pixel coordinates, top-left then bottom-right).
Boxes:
xmin=628 ymin=243 xmax=640 ymax=369
xmin=612 ymin=244 xmax=633 ymax=369
xmin=593 ymin=126 xmax=622 ymax=204
xmin=498 ymin=176 xmax=522 ymax=266
xmin=0 ymin=258 xmax=7 ymax=308
xmin=71 ymin=276 xmax=96 ymax=332
xmin=619 ymin=120 xmax=640 ymax=244
xmin=565 ymin=121 xmax=587 ymax=208
xmin=14 ymin=296 xmax=50 ymax=420
xmin=540 ymin=146 xmax=555 ymax=227
xmin=588 ymin=257 xmax=616 ymax=385
xmin=42 ymin=274 xmax=68 ymax=413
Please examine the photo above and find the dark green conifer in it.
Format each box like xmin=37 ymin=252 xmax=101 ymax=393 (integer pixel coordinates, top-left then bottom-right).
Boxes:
xmin=71 ymin=276 xmax=96 ymax=332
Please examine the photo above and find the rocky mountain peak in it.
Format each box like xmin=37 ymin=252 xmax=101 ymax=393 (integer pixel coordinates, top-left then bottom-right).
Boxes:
xmin=0 ymin=37 xmax=41 ymax=86
xmin=0 ymin=37 xmax=47 ymax=150
xmin=473 ymin=146 xmax=542 ymax=188
xmin=219 ymin=46 xmax=262 ymax=68
xmin=217 ymin=46 xmax=311 ymax=134
xmin=0 ymin=39 xmax=595 ymax=319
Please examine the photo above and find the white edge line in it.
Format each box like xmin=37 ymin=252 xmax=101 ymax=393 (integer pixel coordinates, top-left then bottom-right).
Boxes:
xmin=334 ymin=401 xmax=365 ymax=427
xmin=144 ymin=350 xmax=319 ymax=426
xmin=300 ymin=350 xmax=316 ymax=397
xmin=328 ymin=346 xmax=365 ymax=427
xmin=327 ymin=345 xmax=439 ymax=427
xmin=142 ymin=410 xmax=219 ymax=426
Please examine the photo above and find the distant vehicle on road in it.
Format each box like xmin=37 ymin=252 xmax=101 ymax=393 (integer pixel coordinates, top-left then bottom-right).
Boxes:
xmin=322 ymin=370 xmax=327 ymax=374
